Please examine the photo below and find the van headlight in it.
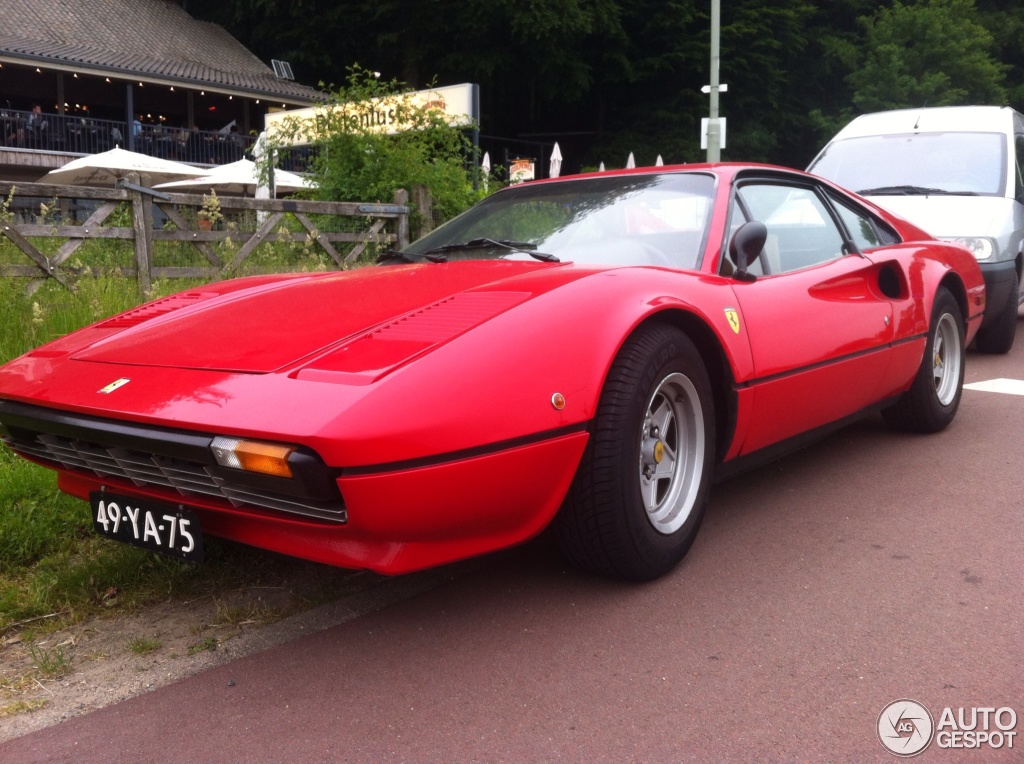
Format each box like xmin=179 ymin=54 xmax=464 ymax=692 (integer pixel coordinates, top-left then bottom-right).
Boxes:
xmin=944 ymin=236 xmax=995 ymax=261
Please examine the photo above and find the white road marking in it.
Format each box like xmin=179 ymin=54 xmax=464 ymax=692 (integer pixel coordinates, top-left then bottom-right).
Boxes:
xmin=963 ymin=378 xmax=1024 ymax=396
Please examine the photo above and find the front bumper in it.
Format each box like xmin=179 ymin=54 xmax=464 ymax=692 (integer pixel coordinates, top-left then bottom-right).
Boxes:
xmin=1 ymin=400 xmax=590 ymax=573
xmin=979 ymin=258 xmax=1020 ymax=325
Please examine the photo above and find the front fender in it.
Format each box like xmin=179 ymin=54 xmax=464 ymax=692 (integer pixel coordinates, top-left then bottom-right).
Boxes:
xmin=315 ymin=267 xmax=753 ymax=468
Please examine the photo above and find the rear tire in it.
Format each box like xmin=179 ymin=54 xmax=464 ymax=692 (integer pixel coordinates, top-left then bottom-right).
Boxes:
xmin=556 ymin=323 xmax=715 ymax=581
xmin=882 ymin=287 xmax=965 ymax=433
xmin=974 ymin=269 xmax=1018 ymax=354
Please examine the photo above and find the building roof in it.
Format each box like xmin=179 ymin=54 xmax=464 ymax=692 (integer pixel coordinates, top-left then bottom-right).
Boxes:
xmin=0 ymin=0 xmax=320 ymax=103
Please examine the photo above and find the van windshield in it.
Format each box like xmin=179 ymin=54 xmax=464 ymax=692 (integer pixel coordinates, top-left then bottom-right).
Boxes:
xmin=809 ymin=131 xmax=1006 ymax=196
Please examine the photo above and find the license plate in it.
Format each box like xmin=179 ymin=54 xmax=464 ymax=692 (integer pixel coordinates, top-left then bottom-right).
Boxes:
xmin=90 ymin=492 xmax=204 ymax=562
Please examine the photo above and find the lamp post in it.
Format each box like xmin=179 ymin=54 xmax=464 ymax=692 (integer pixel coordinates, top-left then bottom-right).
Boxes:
xmin=704 ymin=0 xmax=725 ymax=162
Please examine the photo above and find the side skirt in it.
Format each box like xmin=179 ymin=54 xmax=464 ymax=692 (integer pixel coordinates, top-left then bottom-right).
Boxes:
xmin=712 ymin=394 xmax=901 ymax=484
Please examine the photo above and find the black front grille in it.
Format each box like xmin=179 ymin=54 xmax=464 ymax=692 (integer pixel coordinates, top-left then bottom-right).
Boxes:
xmin=0 ymin=401 xmax=347 ymax=524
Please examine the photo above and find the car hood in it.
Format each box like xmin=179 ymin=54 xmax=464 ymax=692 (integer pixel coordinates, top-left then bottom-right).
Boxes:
xmin=67 ymin=261 xmax=565 ymax=374
xmin=862 ymin=194 xmax=1015 ymax=239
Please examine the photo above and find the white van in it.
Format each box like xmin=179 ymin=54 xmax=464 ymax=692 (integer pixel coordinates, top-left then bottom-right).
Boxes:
xmin=808 ymin=105 xmax=1024 ymax=353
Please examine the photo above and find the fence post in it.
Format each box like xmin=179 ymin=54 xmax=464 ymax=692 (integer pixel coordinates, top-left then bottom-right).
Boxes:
xmin=410 ymin=185 xmax=434 ymax=241
xmin=127 ymin=172 xmax=153 ymax=293
xmin=394 ymin=188 xmax=410 ymax=249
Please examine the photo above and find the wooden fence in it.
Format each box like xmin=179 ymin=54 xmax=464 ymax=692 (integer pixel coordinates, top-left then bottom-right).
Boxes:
xmin=0 ymin=178 xmax=410 ymax=291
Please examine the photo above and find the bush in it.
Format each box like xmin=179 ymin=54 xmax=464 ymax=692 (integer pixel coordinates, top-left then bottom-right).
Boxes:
xmin=270 ymin=66 xmax=488 ymax=227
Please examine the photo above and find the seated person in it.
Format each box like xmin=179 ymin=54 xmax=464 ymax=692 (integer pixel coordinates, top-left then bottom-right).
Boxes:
xmin=25 ymin=104 xmax=48 ymax=148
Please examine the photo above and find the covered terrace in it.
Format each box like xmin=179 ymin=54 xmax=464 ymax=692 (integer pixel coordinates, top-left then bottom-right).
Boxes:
xmin=0 ymin=0 xmax=320 ymax=182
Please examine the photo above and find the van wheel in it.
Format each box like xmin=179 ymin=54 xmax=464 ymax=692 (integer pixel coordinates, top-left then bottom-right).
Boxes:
xmin=974 ymin=269 xmax=1018 ymax=354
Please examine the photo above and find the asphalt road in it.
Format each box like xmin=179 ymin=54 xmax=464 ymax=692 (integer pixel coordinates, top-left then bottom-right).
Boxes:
xmin=3 ymin=323 xmax=1022 ymax=764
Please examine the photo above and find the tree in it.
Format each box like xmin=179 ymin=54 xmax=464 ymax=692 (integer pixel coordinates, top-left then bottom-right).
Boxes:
xmin=190 ymin=0 xmax=1024 ymax=172
xmin=848 ymin=0 xmax=1007 ymax=113
xmin=975 ymin=0 xmax=1024 ymax=105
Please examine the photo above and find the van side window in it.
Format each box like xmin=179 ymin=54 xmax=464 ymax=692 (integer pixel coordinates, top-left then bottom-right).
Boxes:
xmin=1015 ymin=135 xmax=1024 ymax=201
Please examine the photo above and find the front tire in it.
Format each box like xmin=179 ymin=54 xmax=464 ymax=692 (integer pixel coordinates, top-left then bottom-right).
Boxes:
xmin=882 ymin=287 xmax=965 ymax=433
xmin=974 ymin=268 xmax=1018 ymax=354
xmin=556 ymin=323 xmax=715 ymax=581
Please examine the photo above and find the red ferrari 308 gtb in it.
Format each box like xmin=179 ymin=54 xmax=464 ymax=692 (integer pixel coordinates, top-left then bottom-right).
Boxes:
xmin=0 ymin=164 xmax=985 ymax=580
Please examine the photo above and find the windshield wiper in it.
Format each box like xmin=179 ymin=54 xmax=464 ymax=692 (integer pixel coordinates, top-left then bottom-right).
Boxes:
xmin=422 ymin=238 xmax=560 ymax=262
xmin=857 ymin=185 xmax=955 ymax=196
xmin=377 ymin=249 xmax=447 ymax=264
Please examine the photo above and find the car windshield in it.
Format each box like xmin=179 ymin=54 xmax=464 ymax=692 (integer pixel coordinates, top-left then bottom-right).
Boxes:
xmin=809 ymin=131 xmax=1007 ymax=196
xmin=403 ymin=172 xmax=716 ymax=269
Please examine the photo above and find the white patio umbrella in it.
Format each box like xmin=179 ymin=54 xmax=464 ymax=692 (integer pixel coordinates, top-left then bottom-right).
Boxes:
xmin=626 ymin=152 xmax=636 ymax=169
xmin=655 ymin=155 xmax=664 ymax=166
xmin=153 ymin=158 xmax=312 ymax=195
xmin=41 ymin=147 xmax=206 ymax=187
xmin=599 ymin=161 xmax=606 ymax=172
xmin=549 ymin=142 xmax=563 ymax=178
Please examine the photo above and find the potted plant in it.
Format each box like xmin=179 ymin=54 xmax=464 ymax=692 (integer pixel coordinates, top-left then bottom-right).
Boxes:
xmin=198 ymin=190 xmax=223 ymax=231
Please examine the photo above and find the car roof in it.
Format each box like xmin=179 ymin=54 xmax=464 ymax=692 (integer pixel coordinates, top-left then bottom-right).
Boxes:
xmin=519 ymin=162 xmax=812 ymax=187
xmin=830 ymin=105 xmax=1021 ymax=139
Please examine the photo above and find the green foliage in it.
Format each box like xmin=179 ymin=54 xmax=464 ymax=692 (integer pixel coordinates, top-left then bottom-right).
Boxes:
xmin=0 ymin=449 xmax=86 ymax=571
xmin=271 ymin=66 xmax=484 ymax=224
xmin=848 ymin=0 xmax=1007 ymax=112
xmin=1 ymin=187 xmax=17 ymax=225
xmin=126 ymin=636 xmax=162 ymax=655
xmin=28 ymin=642 xmax=73 ymax=678
xmin=977 ymin=0 xmax=1024 ymax=105
xmin=191 ymin=1 xmax=1024 ymax=172
xmin=198 ymin=190 xmax=224 ymax=225
xmin=187 ymin=637 xmax=218 ymax=655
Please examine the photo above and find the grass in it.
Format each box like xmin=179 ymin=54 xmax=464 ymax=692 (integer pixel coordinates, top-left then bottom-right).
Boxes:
xmin=27 ymin=643 xmax=73 ymax=678
xmin=187 ymin=637 xmax=218 ymax=655
xmin=0 ymin=699 xmax=48 ymax=718
xmin=126 ymin=636 xmax=162 ymax=655
xmin=0 ymin=246 xmax=374 ymax=643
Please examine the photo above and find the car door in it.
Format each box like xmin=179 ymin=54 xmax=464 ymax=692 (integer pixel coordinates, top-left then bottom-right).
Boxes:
xmin=724 ymin=179 xmax=898 ymax=454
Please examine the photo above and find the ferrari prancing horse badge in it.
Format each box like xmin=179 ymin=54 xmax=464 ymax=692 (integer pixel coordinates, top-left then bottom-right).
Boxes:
xmin=724 ymin=308 xmax=741 ymax=334
xmin=98 ymin=378 xmax=131 ymax=394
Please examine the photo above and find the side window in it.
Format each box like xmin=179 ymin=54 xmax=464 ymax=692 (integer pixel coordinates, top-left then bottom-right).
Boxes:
xmin=832 ymin=200 xmax=885 ymax=251
xmin=734 ymin=183 xmax=845 ymax=274
xmin=720 ymin=191 xmax=765 ymax=278
xmin=1015 ymin=135 xmax=1024 ymax=201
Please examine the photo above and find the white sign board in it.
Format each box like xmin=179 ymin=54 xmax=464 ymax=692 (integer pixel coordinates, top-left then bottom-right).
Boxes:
xmin=700 ymin=117 xmax=727 ymax=149
xmin=265 ymin=83 xmax=478 ymax=146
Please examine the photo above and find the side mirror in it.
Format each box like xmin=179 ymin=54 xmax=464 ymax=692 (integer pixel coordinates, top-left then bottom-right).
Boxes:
xmin=728 ymin=221 xmax=767 ymax=282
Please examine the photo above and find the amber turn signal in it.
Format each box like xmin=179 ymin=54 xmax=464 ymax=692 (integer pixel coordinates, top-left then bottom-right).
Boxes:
xmin=211 ymin=437 xmax=295 ymax=478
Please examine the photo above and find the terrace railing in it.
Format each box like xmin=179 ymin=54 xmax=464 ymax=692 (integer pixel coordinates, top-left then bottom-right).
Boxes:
xmin=1 ymin=108 xmax=258 ymax=166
